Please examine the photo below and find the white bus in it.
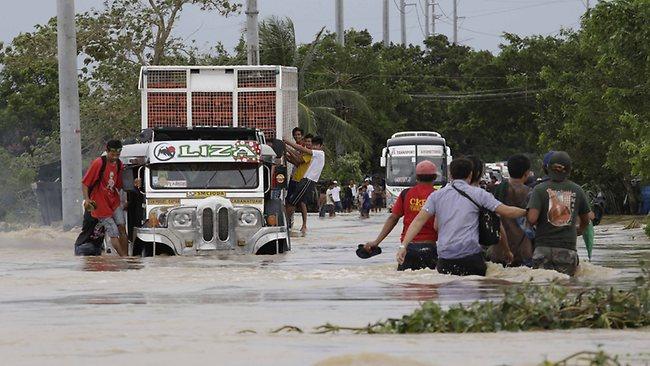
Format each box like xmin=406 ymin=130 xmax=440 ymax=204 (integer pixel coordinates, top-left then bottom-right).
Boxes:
xmin=380 ymin=131 xmax=452 ymax=209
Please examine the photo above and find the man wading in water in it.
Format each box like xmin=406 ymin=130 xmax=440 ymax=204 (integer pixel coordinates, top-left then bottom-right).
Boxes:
xmin=527 ymin=151 xmax=591 ymax=276
xmin=488 ymin=154 xmax=534 ymax=267
xmin=363 ymin=161 xmax=439 ymax=271
xmin=75 ymin=140 xmax=136 ymax=256
xmin=400 ymin=158 xmax=527 ymax=276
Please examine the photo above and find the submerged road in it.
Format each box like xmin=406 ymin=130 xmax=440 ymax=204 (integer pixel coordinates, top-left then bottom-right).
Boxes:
xmin=0 ymin=212 xmax=648 ymax=365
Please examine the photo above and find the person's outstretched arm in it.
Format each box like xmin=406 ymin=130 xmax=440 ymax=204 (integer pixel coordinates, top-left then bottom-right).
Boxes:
xmin=495 ymin=204 xmax=527 ymax=218
xmin=364 ymin=214 xmax=400 ymax=251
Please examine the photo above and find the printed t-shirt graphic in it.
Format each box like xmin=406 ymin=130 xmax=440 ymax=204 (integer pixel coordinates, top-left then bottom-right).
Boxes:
xmin=82 ymin=157 xmax=123 ymax=219
xmin=546 ymin=188 xmax=574 ymax=226
xmin=392 ymin=185 xmax=437 ymax=242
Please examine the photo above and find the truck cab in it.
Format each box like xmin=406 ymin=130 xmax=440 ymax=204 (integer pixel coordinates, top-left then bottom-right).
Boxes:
xmin=120 ymin=65 xmax=298 ymax=256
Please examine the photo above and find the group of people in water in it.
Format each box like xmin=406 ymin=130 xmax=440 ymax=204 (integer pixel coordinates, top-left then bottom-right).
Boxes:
xmin=363 ymin=151 xmax=591 ymax=277
xmin=75 ymin=133 xmax=591 ymax=278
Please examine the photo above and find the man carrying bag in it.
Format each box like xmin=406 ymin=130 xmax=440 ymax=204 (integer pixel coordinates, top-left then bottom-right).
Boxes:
xmin=398 ymin=158 xmax=526 ymax=276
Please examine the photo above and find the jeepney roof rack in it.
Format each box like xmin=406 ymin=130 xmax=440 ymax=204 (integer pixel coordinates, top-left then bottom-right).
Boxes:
xmin=149 ymin=126 xmax=262 ymax=142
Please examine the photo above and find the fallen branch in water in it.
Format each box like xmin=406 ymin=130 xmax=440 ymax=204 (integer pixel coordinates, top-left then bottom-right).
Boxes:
xmin=540 ymin=349 xmax=622 ymax=366
xmin=271 ymin=325 xmax=304 ymax=333
xmin=312 ymin=270 xmax=649 ymax=334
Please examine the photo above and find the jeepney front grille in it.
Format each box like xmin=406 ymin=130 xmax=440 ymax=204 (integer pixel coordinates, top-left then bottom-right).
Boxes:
xmin=217 ymin=207 xmax=229 ymax=241
xmin=202 ymin=208 xmax=214 ymax=242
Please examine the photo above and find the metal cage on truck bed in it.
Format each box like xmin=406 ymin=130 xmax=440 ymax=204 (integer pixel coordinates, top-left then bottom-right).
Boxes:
xmin=138 ymin=66 xmax=299 ymax=140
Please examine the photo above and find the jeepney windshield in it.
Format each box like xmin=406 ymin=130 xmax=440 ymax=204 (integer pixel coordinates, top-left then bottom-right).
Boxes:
xmin=386 ymin=155 xmax=445 ymax=186
xmin=150 ymin=162 xmax=259 ymax=189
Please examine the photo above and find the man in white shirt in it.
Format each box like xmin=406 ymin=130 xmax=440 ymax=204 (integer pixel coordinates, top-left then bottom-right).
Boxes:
xmin=331 ymin=180 xmax=342 ymax=212
xmin=325 ymin=182 xmax=336 ymax=217
xmin=284 ymin=136 xmax=325 ymax=235
xmin=365 ymin=179 xmax=375 ymax=210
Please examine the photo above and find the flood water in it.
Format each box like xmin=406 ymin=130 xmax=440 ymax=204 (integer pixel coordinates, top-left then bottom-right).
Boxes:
xmin=1 ymin=213 xmax=649 ymax=365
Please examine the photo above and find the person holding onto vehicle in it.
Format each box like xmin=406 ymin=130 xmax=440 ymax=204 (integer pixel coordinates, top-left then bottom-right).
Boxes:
xmin=284 ymin=136 xmax=325 ymax=231
xmin=399 ymin=158 xmax=526 ymax=276
xmin=363 ymin=161 xmax=439 ymax=271
xmin=285 ymin=131 xmax=312 ymax=235
xmin=527 ymin=151 xmax=591 ymax=276
xmin=76 ymin=140 xmax=132 ymax=256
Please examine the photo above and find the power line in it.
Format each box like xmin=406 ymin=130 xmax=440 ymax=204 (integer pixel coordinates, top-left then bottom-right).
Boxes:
xmin=413 ymin=2 xmax=427 ymax=38
xmin=463 ymin=0 xmax=574 ymax=18
xmin=410 ymin=88 xmax=545 ymax=99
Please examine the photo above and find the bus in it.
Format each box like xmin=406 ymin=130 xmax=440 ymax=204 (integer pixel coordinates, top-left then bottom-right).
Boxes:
xmin=380 ymin=131 xmax=452 ymax=209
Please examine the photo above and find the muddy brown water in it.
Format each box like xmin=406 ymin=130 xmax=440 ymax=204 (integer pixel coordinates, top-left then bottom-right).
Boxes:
xmin=0 ymin=213 xmax=649 ymax=365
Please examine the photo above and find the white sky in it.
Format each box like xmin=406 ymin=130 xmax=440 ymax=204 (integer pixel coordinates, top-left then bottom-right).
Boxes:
xmin=0 ymin=0 xmax=589 ymax=54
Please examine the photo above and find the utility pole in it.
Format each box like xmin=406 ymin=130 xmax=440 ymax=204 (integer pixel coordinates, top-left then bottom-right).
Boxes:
xmin=400 ymin=0 xmax=406 ymax=45
xmin=245 ymin=0 xmax=259 ymax=65
xmin=452 ymin=0 xmax=458 ymax=44
xmin=431 ymin=2 xmax=436 ymax=35
xmin=335 ymin=0 xmax=344 ymax=45
xmin=56 ymin=0 xmax=83 ymax=230
xmin=424 ymin=0 xmax=430 ymax=37
xmin=382 ymin=0 xmax=389 ymax=46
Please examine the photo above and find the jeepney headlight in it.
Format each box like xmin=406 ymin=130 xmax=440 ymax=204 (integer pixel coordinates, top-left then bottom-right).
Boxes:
xmin=236 ymin=208 xmax=262 ymax=227
xmin=169 ymin=208 xmax=196 ymax=228
xmin=149 ymin=207 xmax=169 ymax=228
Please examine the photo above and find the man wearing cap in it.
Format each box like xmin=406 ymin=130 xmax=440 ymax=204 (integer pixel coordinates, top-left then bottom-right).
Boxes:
xmin=527 ymin=151 xmax=591 ymax=276
xmin=530 ymin=150 xmax=555 ymax=188
xmin=331 ymin=180 xmax=342 ymax=212
xmin=363 ymin=161 xmax=439 ymax=271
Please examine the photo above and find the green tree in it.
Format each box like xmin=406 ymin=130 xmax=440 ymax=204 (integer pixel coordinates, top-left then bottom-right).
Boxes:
xmin=536 ymin=0 xmax=650 ymax=211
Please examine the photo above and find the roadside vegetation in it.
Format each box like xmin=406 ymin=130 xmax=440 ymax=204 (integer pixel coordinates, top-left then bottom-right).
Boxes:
xmin=0 ymin=0 xmax=648 ymax=222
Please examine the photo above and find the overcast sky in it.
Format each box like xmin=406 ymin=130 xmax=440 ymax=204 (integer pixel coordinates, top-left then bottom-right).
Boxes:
xmin=1 ymin=0 xmax=589 ymax=54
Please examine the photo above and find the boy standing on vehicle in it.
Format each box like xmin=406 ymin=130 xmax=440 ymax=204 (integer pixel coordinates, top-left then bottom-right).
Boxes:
xmin=284 ymin=136 xmax=325 ymax=233
xmin=286 ymin=131 xmax=312 ymax=235
xmin=527 ymin=151 xmax=591 ymax=276
xmin=363 ymin=161 xmax=439 ymax=271
xmin=77 ymin=140 xmax=128 ymax=256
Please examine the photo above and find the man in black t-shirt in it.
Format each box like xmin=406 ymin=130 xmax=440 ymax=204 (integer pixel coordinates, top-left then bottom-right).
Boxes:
xmin=527 ymin=151 xmax=591 ymax=276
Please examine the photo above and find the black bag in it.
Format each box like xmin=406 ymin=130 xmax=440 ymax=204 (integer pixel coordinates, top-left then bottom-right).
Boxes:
xmin=452 ymin=184 xmax=501 ymax=246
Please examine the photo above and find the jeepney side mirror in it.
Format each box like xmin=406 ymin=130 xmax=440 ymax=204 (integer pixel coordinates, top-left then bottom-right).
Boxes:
xmin=380 ymin=156 xmax=386 ymax=167
xmin=270 ymin=138 xmax=285 ymax=158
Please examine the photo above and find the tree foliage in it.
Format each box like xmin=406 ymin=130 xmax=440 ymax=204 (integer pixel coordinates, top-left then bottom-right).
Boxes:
xmin=0 ymin=0 xmax=648 ymax=221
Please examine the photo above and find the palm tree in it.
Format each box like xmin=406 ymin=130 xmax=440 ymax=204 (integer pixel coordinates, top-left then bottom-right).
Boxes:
xmin=259 ymin=16 xmax=371 ymax=154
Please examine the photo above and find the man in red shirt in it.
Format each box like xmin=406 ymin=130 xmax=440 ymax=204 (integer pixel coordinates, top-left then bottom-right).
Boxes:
xmin=363 ymin=161 xmax=438 ymax=270
xmin=77 ymin=140 xmax=128 ymax=256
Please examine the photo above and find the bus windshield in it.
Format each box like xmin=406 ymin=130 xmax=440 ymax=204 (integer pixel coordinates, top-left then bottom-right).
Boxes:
xmin=386 ymin=155 xmax=445 ymax=186
xmin=150 ymin=162 xmax=259 ymax=190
